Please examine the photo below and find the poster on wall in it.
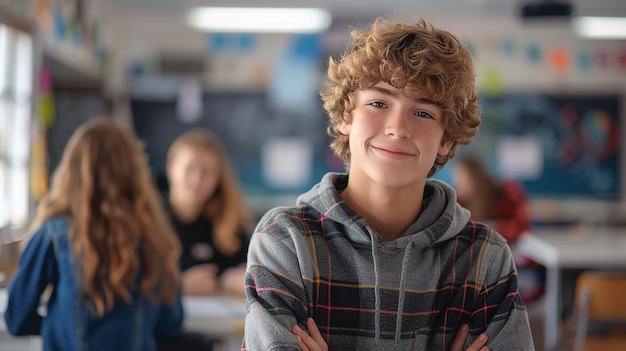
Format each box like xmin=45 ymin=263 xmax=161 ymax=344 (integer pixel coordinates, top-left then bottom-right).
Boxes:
xmin=469 ymin=94 xmax=621 ymax=199
xmin=131 ymin=91 xmax=341 ymax=198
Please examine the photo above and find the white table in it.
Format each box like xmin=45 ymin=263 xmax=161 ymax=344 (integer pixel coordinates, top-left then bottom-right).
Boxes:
xmin=0 ymin=289 xmax=246 ymax=351
xmin=515 ymin=225 xmax=626 ymax=351
xmin=183 ymin=295 xmax=246 ymax=351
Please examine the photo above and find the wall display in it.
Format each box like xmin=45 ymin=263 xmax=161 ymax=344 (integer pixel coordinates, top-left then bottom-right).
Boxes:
xmin=131 ymin=91 xmax=343 ymax=197
xmin=134 ymin=91 xmax=621 ymax=201
xmin=465 ymin=94 xmax=621 ymax=199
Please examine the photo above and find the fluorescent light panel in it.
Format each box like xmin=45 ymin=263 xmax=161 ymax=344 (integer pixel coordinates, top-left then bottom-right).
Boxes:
xmin=188 ymin=7 xmax=332 ymax=33
xmin=573 ymin=16 xmax=626 ymax=39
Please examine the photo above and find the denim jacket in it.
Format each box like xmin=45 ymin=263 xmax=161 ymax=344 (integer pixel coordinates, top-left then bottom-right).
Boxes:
xmin=4 ymin=217 xmax=184 ymax=351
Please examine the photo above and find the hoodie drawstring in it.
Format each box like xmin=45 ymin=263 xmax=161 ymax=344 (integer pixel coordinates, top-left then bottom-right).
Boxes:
xmin=395 ymin=240 xmax=413 ymax=346
xmin=367 ymin=227 xmax=382 ymax=348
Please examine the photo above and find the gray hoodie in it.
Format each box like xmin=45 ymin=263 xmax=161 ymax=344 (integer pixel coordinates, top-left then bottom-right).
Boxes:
xmin=244 ymin=173 xmax=534 ymax=350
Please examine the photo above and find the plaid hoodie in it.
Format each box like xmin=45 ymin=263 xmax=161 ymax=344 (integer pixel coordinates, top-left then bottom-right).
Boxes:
xmin=243 ymin=173 xmax=534 ymax=350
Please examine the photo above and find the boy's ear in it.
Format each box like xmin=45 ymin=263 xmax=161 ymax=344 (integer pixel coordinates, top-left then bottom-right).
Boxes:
xmin=338 ymin=121 xmax=351 ymax=135
xmin=438 ymin=138 xmax=454 ymax=157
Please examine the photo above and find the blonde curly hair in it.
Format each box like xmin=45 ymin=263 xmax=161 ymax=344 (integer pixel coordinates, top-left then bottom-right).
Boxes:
xmin=321 ymin=17 xmax=481 ymax=177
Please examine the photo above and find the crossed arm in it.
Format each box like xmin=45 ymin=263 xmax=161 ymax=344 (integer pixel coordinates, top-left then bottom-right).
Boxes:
xmin=292 ymin=317 xmax=489 ymax=351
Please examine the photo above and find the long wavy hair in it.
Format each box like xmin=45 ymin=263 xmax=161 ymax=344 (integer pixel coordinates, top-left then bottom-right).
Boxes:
xmin=31 ymin=118 xmax=181 ymax=317
xmin=321 ymin=17 xmax=481 ymax=176
xmin=167 ymin=129 xmax=253 ymax=256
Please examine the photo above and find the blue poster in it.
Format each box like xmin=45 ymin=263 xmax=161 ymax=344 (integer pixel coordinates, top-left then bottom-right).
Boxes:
xmin=474 ymin=94 xmax=621 ymax=199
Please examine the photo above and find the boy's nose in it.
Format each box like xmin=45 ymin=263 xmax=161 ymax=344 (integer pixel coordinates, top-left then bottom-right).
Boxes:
xmin=385 ymin=112 xmax=411 ymax=139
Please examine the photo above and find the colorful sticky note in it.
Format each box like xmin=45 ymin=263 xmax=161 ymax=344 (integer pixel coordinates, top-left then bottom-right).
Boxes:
xmin=594 ymin=50 xmax=610 ymax=70
xmin=618 ymin=48 xmax=626 ymax=70
xmin=501 ymin=38 xmax=515 ymax=57
xmin=480 ymin=66 xmax=504 ymax=95
xmin=548 ymin=47 xmax=570 ymax=74
xmin=526 ymin=43 xmax=541 ymax=64
xmin=575 ymin=50 xmax=591 ymax=72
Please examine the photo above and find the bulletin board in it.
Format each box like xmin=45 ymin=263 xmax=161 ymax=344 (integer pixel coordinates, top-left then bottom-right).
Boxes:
xmin=464 ymin=93 xmax=621 ymax=200
xmin=133 ymin=92 xmax=621 ymax=200
xmin=130 ymin=92 xmax=343 ymax=197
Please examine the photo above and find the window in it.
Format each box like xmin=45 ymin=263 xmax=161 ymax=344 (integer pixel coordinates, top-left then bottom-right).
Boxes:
xmin=0 ymin=24 xmax=9 ymax=230
xmin=0 ymin=23 xmax=33 ymax=233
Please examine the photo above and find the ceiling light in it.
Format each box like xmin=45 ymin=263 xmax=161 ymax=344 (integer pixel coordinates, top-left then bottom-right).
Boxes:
xmin=573 ymin=16 xmax=626 ymax=39
xmin=187 ymin=7 xmax=332 ymax=34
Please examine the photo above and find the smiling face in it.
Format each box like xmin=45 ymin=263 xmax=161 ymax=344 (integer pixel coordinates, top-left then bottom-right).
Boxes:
xmin=339 ymin=81 xmax=453 ymax=191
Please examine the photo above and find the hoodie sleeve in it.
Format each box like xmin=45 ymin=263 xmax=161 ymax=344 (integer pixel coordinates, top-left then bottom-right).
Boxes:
xmin=4 ymin=224 xmax=58 ymax=335
xmin=469 ymin=231 xmax=535 ymax=350
xmin=243 ymin=213 xmax=309 ymax=351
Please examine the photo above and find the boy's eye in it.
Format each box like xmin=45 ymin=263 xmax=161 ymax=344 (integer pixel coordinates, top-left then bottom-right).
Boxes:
xmin=369 ymin=101 xmax=386 ymax=108
xmin=415 ymin=111 xmax=434 ymax=119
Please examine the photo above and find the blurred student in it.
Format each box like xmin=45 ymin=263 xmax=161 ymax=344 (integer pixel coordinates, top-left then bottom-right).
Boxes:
xmin=165 ymin=128 xmax=253 ymax=296
xmin=4 ymin=118 xmax=185 ymax=351
xmin=454 ymin=154 xmax=533 ymax=245
xmin=244 ymin=17 xmax=533 ymax=350
xmin=454 ymin=154 xmax=544 ymax=304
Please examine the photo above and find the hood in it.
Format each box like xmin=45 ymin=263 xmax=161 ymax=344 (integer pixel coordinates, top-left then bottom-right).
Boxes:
xmin=297 ymin=172 xmax=472 ymax=347
xmin=296 ymin=172 xmax=471 ymax=247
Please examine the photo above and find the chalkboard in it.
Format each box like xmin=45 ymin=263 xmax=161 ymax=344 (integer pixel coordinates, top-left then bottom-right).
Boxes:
xmin=133 ymin=92 xmax=621 ymax=200
xmin=462 ymin=93 xmax=621 ymax=199
xmin=131 ymin=91 xmax=343 ymax=197
xmin=48 ymin=90 xmax=107 ymax=176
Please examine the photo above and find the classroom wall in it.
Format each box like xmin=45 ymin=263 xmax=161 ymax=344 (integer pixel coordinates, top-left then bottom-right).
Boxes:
xmin=101 ymin=12 xmax=626 ymax=92
xmin=99 ymin=8 xmax=626 ymax=223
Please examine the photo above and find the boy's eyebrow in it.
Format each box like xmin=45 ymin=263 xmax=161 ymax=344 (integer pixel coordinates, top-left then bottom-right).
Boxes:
xmin=366 ymin=85 xmax=438 ymax=106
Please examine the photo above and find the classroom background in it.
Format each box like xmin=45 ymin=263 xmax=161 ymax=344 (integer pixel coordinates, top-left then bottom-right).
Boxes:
xmin=1 ymin=0 xmax=626 ymax=350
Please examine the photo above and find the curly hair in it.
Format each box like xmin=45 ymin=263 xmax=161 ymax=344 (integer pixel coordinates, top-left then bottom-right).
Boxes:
xmin=167 ymin=129 xmax=253 ymax=256
xmin=321 ymin=17 xmax=481 ymax=177
xmin=31 ymin=118 xmax=181 ymax=317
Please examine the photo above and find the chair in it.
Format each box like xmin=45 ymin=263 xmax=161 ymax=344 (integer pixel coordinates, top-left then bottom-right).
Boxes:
xmin=572 ymin=271 xmax=626 ymax=351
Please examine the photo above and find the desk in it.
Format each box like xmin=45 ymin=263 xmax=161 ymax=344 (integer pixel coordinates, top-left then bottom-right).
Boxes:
xmin=0 ymin=289 xmax=245 ymax=351
xmin=183 ymin=295 xmax=246 ymax=351
xmin=515 ymin=226 xmax=626 ymax=351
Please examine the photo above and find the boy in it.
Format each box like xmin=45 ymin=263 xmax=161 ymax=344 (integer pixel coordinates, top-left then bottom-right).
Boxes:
xmin=244 ymin=17 xmax=534 ymax=350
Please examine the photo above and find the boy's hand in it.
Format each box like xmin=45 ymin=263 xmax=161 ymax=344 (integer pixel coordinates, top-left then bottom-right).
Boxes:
xmin=292 ymin=319 xmax=489 ymax=351
xmin=451 ymin=324 xmax=490 ymax=351
xmin=291 ymin=317 xmax=327 ymax=351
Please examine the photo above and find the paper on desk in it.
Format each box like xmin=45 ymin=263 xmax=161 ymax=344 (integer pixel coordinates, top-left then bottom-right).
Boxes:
xmin=183 ymin=296 xmax=246 ymax=319
xmin=0 ymin=289 xmax=6 ymax=312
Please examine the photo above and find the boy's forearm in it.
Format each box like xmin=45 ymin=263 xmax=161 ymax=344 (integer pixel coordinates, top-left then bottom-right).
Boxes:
xmin=244 ymin=231 xmax=310 ymax=350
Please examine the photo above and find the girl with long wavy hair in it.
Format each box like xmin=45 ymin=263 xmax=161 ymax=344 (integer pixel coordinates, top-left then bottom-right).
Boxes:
xmin=4 ymin=118 xmax=188 ymax=351
xmin=165 ymin=128 xmax=253 ymax=296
